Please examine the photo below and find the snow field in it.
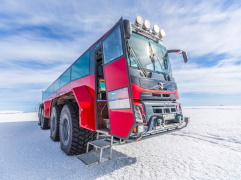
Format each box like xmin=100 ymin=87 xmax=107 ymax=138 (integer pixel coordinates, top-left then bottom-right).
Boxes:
xmin=0 ymin=107 xmax=240 ymax=180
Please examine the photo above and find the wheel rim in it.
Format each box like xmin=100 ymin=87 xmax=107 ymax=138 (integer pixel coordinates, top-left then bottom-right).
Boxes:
xmin=62 ymin=118 xmax=69 ymax=143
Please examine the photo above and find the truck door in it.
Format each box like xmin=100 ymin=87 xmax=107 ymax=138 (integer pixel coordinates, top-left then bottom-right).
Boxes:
xmin=102 ymin=18 xmax=135 ymax=139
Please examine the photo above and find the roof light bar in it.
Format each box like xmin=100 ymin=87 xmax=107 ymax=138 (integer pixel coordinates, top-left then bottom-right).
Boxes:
xmin=152 ymin=25 xmax=160 ymax=35
xmin=142 ymin=20 xmax=151 ymax=30
xmin=133 ymin=16 xmax=166 ymax=40
xmin=159 ymin=29 xmax=166 ymax=38
xmin=135 ymin=16 xmax=143 ymax=27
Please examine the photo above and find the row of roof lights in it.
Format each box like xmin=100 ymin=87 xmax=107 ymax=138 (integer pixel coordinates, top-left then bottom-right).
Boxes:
xmin=135 ymin=16 xmax=166 ymax=38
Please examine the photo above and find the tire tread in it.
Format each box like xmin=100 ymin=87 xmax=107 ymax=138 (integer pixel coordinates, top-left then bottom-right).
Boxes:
xmin=61 ymin=102 xmax=96 ymax=155
xmin=40 ymin=108 xmax=50 ymax=130
xmin=50 ymin=105 xmax=62 ymax=141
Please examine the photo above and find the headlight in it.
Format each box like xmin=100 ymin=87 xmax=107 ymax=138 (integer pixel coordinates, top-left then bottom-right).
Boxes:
xmin=134 ymin=105 xmax=143 ymax=122
xmin=137 ymin=125 xmax=144 ymax=132
xmin=134 ymin=102 xmax=146 ymax=123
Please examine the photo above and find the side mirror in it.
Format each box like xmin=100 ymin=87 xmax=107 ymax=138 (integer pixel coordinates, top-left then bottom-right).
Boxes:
xmin=123 ymin=19 xmax=132 ymax=39
xmin=167 ymin=49 xmax=188 ymax=63
xmin=182 ymin=51 xmax=188 ymax=63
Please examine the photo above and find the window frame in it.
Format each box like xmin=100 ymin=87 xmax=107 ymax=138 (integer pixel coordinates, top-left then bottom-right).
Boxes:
xmin=60 ymin=67 xmax=71 ymax=88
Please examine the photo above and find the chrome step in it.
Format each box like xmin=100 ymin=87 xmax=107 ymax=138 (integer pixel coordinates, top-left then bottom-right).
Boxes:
xmin=77 ymin=134 xmax=114 ymax=167
xmin=77 ymin=153 xmax=99 ymax=167
xmin=88 ymin=139 xmax=111 ymax=148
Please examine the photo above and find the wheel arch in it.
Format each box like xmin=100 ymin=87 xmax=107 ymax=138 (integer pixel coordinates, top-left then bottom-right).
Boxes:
xmin=43 ymin=92 xmax=78 ymax=119
xmin=72 ymin=85 xmax=96 ymax=131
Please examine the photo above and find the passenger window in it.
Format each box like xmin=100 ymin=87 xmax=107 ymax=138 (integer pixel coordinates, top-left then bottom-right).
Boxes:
xmin=71 ymin=51 xmax=90 ymax=80
xmin=103 ymin=25 xmax=123 ymax=64
xmin=42 ymin=91 xmax=46 ymax=99
xmin=47 ymin=85 xmax=53 ymax=97
xmin=45 ymin=88 xmax=49 ymax=98
xmin=60 ymin=68 xmax=71 ymax=87
xmin=53 ymin=78 xmax=60 ymax=91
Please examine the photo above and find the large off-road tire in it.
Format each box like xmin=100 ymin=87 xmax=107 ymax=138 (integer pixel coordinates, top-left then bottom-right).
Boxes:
xmin=38 ymin=107 xmax=42 ymax=126
xmin=50 ymin=105 xmax=62 ymax=141
xmin=40 ymin=107 xmax=50 ymax=130
xmin=59 ymin=102 xmax=96 ymax=155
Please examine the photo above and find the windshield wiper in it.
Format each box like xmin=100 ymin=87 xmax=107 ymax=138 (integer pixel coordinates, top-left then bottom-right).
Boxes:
xmin=127 ymin=42 xmax=147 ymax=77
xmin=148 ymin=42 xmax=164 ymax=72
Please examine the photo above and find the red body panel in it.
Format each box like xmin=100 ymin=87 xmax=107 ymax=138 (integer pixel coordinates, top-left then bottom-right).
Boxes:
xmin=44 ymin=100 xmax=52 ymax=118
xmin=104 ymin=57 xmax=135 ymax=138
xmin=104 ymin=57 xmax=129 ymax=91
xmin=43 ymin=74 xmax=96 ymax=131
xmin=109 ymin=109 xmax=134 ymax=138
xmin=72 ymin=86 xmax=96 ymax=131
xmin=131 ymin=83 xmax=179 ymax=99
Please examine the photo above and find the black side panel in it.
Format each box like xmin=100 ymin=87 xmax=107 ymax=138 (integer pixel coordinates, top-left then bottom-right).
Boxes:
xmin=89 ymin=46 xmax=96 ymax=75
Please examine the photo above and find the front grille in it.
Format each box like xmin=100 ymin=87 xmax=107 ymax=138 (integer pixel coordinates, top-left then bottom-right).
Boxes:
xmin=152 ymin=93 xmax=170 ymax=97
xmin=152 ymin=105 xmax=176 ymax=114
xmin=140 ymin=92 xmax=176 ymax=100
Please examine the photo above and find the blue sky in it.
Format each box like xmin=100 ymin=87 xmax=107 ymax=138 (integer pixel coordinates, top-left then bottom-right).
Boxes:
xmin=0 ymin=0 xmax=241 ymax=112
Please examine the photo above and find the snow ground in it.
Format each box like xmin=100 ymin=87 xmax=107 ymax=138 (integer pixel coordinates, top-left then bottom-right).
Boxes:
xmin=0 ymin=111 xmax=24 ymax=114
xmin=0 ymin=107 xmax=241 ymax=180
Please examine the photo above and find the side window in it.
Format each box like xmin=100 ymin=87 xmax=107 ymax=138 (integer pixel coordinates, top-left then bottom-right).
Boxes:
xmin=103 ymin=25 xmax=123 ymax=64
xmin=42 ymin=91 xmax=46 ymax=99
xmin=50 ymin=84 xmax=54 ymax=94
xmin=108 ymin=87 xmax=130 ymax=109
xmin=71 ymin=51 xmax=90 ymax=80
xmin=53 ymin=78 xmax=60 ymax=91
xmin=47 ymin=85 xmax=53 ymax=97
xmin=60 ymin=68 xmax=71 ymax=87
xmin=45 ymin=88 xmax=49 ymax=98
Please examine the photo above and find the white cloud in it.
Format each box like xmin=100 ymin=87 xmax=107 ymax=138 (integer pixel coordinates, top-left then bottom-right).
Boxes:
xmin=172 ymin=58 xmax=241 ymax=94
xmin=0 ymin=33 xmax=82 ymax=64
xmin=131 ymin=0 xmax=241 ymax=95
xmin=161 ymin=2 xmax=241 ymax=58
xmin=0 ymin=64 xmax=69 ymax=88
xmin=0 ymin=0 xmax=241 ymax=110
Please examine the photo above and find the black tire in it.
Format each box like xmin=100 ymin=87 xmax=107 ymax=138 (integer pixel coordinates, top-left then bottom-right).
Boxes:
xmin=38 ymin=107 xmax=42 ymax=126
xmin=59 ymin=102 xmax=96 ymax=155
xmin=40 ymin=107 xmax=50 ymax=130
xmin=50 ymin=105 xmax=62 ymax=141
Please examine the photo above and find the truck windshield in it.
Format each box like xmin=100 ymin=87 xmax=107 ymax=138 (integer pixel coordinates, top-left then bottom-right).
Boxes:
xmin=127 ymin=32 xmax=171 ymax=75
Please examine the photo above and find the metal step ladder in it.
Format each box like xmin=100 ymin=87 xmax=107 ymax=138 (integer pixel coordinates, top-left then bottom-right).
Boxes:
xmin=77 ymin=132 xmax=114 ymax=167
